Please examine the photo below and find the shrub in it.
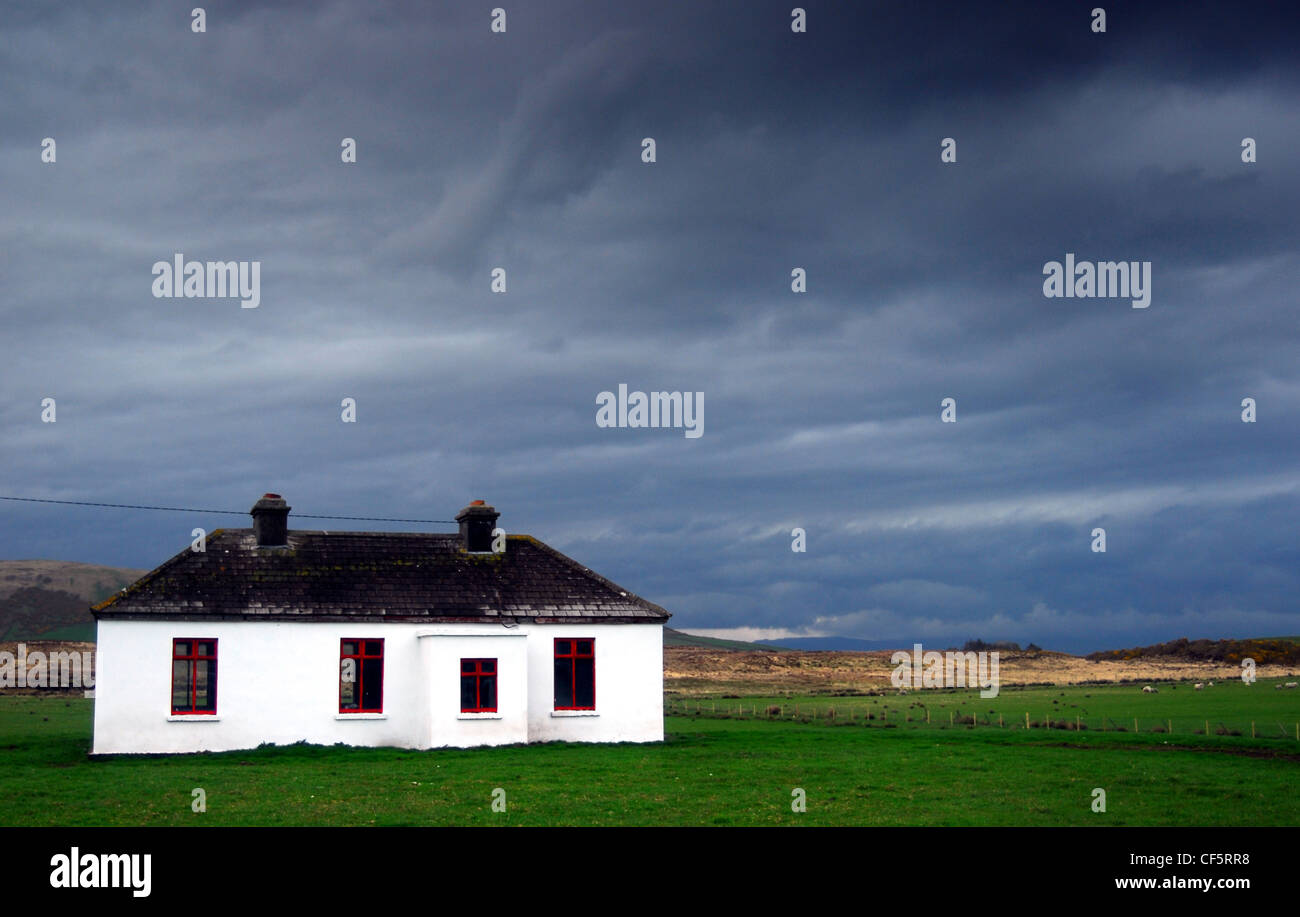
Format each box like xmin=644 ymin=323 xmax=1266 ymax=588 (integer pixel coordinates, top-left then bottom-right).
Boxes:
xmin=1087 ymin=636 xmax=1300 ymax=666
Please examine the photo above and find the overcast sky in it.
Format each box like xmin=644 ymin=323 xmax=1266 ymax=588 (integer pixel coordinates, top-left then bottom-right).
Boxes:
xmin=2 ymin=1 xmax=1298 ymax=653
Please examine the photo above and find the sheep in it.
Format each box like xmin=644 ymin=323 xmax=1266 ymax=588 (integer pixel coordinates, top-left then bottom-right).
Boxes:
xmin=1286 ymin=682 xmax=1298 ymax=689
xmin=1142 ymin=685 xmax=1158 ymax=694
xmin=1194 ymin=683 xmax=1204 ymax=691
xmin=1208 ymin=681 xmax=1214 ymax=687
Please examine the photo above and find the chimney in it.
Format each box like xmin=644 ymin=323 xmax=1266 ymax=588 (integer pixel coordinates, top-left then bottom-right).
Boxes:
xmin=250 ymin=493 xmax=291 ymax=547
xmin=456 ymin=500 xmax=499 ymax=552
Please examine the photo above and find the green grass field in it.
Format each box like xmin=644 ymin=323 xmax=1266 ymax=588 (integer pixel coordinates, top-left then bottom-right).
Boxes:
xmin=1 ymin=685 xmax=1297 ymax=826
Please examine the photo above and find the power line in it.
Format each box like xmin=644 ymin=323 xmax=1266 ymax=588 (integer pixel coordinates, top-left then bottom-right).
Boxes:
xmin=0 ymin=495 xmax=456 ymax=525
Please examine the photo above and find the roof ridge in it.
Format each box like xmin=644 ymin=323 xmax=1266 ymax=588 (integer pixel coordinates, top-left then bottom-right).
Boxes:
xmin=91 ymin=529 xmax=671 ymax=622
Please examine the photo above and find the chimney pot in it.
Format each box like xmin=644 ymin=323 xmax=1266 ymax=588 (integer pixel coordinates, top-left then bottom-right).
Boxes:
xmin=455 ymin=500 xmax=500 ymax=552
xmin=250 ymin=494 xmax=291 ymax=547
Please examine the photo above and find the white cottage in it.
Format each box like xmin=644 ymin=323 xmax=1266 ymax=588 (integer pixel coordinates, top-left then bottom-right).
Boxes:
xmin=91 ymin=495 xmax=669 ymax=754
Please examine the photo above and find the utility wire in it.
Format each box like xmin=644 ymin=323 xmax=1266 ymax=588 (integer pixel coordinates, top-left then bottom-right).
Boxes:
xmin=0 ymin=495 xmax=456 ymax=525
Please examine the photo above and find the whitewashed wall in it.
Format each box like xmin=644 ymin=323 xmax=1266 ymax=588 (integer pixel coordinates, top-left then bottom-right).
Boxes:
xmin=91 ymin=619 xmax=663 ymax=754
xmin=419 ymin=630 xmax=529 ymax=748
xmin=525 ymin=623 xmax=664 ymax=744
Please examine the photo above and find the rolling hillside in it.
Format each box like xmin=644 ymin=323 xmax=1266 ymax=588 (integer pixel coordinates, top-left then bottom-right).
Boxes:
xmin=0 ymin=561 xmax=145 ymax=641
xmin=663 ymin=627 xmax=771 ymax=651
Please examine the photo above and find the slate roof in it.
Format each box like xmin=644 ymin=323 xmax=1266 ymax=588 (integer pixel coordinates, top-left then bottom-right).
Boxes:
xmin=92 ymin=530 xmax=671 ymax=624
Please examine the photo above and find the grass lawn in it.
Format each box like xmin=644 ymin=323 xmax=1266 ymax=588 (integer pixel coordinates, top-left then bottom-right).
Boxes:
xmin=1 ymin=693 xmax=1297 ymax=826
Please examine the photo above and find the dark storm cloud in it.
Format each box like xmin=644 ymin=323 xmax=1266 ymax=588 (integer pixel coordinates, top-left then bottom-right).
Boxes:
xmin=1 ymin=0 xmax=1297 ymax=652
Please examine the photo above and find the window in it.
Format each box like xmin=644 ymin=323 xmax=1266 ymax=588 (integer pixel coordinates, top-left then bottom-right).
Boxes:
xmin=460 ymin=658 xmax=498 ymax=713
xmin=172 ymin=639 xmax=217 ymax=714
xmin=340 ymin=639 xmax=384 ymax=713
xmin=554 ymin=638 xmax=595 ymax=710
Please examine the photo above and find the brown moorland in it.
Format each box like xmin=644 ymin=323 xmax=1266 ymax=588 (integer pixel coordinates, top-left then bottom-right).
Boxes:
xmin=664 ymin=645 xmax=1300 ymax=696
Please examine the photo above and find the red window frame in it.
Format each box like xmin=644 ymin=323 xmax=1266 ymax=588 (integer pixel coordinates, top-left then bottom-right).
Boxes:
xmin=554 ymin=638 xmax=595 ymax=710
xmin=171 ymin=638 xmax=217 ymax=715
xmin=339 ymin=639 xmax=385 ymax=713
xmin=460 ymin=658 xmax=498 ymax=713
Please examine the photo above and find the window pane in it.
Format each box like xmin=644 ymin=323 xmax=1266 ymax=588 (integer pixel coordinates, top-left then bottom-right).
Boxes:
xmin=482 ymin=674 xmax=497 ymax=711
xmin=174 ymin=641 xmax=190 ymax=657
xmin=193 ymin=660 xmax=216 ymax=711
xmin=365 ymin=640 xmax=382 ymax=657
xmin=340 ymin=655 xmax=357 ymax=709
xmin=555 ymin=640 xmax=571 ymax=656
xmin=196 ymin=642 xmax=212 ymax=656
xmin=461 ymin=674 xmax=477 ymax=711
xmin=341 ymin=641 xmax=356 ymax=656
xmin=461 ymin=658 xmax=474 ymax=674
xmin=577 ymin=640 xmax=593 ymax=656
xmin=554 ymin=658 xmax=573 ymax=707
xmin=482 ymin=659 xmax=495 ymax=674
xmin=575 ymin=657 xmax=594 ymax=708
xmin=172 ymin=660 xmax=190 ymax=709
xmin=361 ymin=656 xmax=383 ymax=710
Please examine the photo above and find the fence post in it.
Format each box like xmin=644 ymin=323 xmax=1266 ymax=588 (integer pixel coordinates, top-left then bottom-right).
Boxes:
xmin=1134 ymin=718 xmax=1138 ymax=733
xmin=1167 ymin=719 xmax=1171 ymax=735
xmin=999 ymin=713 xmax=1003 ymax=727
xmin=1025 ymin=712 xmax=1029 ymax=729
xmin=1251 ymin=721 xmax=1256 ymax=739
xmin=1205 ymin=720 xmax=1209 ymax=737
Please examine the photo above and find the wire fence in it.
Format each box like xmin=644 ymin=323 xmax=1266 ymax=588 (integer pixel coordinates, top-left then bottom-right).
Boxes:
xmin=665 ymin=698 xmax=1300 ymax=741
xmin=0 ymin=495 xmax=456 ymax=524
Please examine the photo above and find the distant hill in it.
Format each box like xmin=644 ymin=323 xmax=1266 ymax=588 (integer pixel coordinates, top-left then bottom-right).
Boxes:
xmin=668 ymin=632 xmax=1033 ymax=653
xmin=0 ymin=561 xmax=145 ymax=641
xmin=663 ymin=628 xmax=772 ymax=651
xmin=664 ymin=630 xmax=910 ymax=653
xmin=756 ymin=636 xmax=907 ymax=652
